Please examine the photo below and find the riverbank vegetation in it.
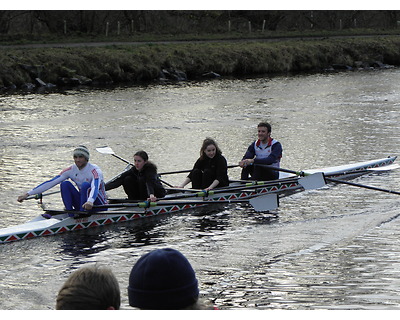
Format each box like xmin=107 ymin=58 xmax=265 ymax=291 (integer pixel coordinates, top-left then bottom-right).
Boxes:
xmin=1 ymin=10 xmax=400 ymax=92
xmin=1 ymin=35 xmax=400 ymax=91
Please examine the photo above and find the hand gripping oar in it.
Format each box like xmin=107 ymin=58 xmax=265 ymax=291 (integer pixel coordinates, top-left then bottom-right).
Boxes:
xmin=93 ymin=193 xmax=279 ymax=212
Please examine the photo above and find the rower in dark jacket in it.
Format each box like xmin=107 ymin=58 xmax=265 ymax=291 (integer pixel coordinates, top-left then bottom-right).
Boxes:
xmin=106 ymin=150 xmax=166 ymax=201
xmin=178 ymin=138 xmax=229 ymax=190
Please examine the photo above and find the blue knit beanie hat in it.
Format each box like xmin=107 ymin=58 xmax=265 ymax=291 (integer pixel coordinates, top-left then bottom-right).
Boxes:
xmin=128 ymin=248 xmax=199 ymax=309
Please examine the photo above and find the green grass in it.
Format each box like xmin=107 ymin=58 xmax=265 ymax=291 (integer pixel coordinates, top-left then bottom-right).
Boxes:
xmin=1 ymin=34 xmax=400 ymax=89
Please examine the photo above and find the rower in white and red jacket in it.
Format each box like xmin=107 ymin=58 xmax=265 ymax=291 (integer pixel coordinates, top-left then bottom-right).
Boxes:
xmin=17 ymin=145 xmax=108 ymax=216
xmin=239 ymin=122 xmax=283 ymax=181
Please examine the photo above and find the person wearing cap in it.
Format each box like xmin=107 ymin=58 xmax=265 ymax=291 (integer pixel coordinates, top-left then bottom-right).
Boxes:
xmin=128 ymin=248 xmax=215 ymax=310
xmin=56 ymin=264 xmax=120 ymax=310
xmin=17 ymin=145 xmax=108 ymax=215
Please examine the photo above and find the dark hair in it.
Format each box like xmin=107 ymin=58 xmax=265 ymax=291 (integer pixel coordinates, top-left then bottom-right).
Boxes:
xmin=199 ymin=138 xmax=222 ymax=160
xmin=134 ymin=150 xmax=149 ymax=162
xmin=258 ymin=122 xmax=271 ymax=133
xmin=134 ymin=150 xmax=158 ymax=171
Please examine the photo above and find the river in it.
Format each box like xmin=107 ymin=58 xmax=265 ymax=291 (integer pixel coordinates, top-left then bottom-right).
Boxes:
xmin=1 ymin=69 xmax=400 ymax=312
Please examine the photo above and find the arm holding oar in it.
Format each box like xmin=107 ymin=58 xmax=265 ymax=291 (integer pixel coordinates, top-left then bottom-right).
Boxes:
xmin=18 ymin=175 xmax=65 ymax=203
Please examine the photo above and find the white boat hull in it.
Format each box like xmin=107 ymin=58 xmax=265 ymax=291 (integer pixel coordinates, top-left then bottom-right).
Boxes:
xmin=0 ymin=156 xmax=396 ymax=244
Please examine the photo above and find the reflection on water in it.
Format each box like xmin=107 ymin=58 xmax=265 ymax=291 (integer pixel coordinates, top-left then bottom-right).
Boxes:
xmin=1 ymin=70 xmax=400 ymax=309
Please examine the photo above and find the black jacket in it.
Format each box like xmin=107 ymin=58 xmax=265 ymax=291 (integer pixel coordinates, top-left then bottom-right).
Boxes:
xmin=106 ymin=162 xmax=165 ymax=197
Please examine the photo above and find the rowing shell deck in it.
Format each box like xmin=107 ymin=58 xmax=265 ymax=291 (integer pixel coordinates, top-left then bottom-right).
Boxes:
xmin=0 ymin=156 xmax=396 ymax=244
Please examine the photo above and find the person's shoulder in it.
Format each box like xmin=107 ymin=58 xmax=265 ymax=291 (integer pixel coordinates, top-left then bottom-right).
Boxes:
xmin=88 ymin=162 xmax=103 ymax=170
xmin=144 ymin=162 xmax=157 ymax=172
xmin=87 ymin=163 xmax=105 ymax=175
xmin=215 ymin=153 xmax=227 ymax=161
xmin=60 ymin=165 xmax=74 ymax=175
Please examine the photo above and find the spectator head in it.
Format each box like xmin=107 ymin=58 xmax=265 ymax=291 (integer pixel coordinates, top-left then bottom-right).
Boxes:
xmin=128 ymin=248 xmax=199 ymax=309
xmin=56 ymin=265 xmax=120 ymax=310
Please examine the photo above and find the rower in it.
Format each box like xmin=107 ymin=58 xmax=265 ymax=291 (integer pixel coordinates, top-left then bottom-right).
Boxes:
xmin=105 ymin=150 xmax=166 ymax=202
xmin=177 ymin=138 xmax=229 ymax=191
xmin=17 ymin=145 xmax=108 ymax=217
xmin=239 ymin=122 xmax=283 ymax=181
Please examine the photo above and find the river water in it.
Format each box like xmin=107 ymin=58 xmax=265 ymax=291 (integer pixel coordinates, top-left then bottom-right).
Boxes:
xmin=1 ymin=69 xmax=400 ymax=311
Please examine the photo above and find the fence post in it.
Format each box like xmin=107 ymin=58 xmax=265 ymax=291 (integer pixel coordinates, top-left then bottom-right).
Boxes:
xmin=248 ymin=21 xmax=251 ymax=33
xmin=262 ymin=19 xmax=266 ymax=33
xmin=63 ymin=20 xmax=67 ymax=35
xmin=228 ymin=20 xmax=231 ymax=32
xmin=106 ymin=21 xmax=109 ymax=36
xmin=117 ymin=21 xmax=120 ymax=35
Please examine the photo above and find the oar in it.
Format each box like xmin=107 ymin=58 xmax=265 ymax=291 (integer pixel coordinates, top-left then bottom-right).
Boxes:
xmin=26 ymin=190 xmax=60 ymax=200
xmin=149 ymin=175 xmax=305 ymax=202
xmin=258 ymin=164 xmax=400 ymax=196
xmin=96 ymin=146 xmax=175 ymax=187
xmin=96 ymin=146 xmax=131 ymax=165
xmin=93 ymin=193 xmax=279 ymax=212
xmin=254 ymin=164 xmax=327 ymax=190
xmin=159 ymin=164 xmax=240 ymax=176
xmin=326 ymin=177 xmax=400 ymax=195
xmin=165 ymin=187 xmax=204 ymax=192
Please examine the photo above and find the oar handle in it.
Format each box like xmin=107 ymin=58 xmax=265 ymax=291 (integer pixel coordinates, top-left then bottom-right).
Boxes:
xmin=94 ymin=201 xmax=158 ymax=209
xmin=26 ymin=190 xmax=60 ymax=200
xmin=159 ymin=164 xmax=239 ymax=176
xmin=254 ymin=164 xmax=305 ymax=176
xmin=111 ymin=153 xmax=131 ymax=165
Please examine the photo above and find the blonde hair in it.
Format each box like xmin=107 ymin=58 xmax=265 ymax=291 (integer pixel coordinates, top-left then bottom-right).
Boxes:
xmin=56 ymin=265 xmax=121 ymax=310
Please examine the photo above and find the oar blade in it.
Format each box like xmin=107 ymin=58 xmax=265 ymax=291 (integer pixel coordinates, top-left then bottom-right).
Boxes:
xmin=249 ymin=193 xmax=279 ymax=212
xmin=96 ymin=146 xmax=115 ymax=155
xmin=299 ymin=172 xmax=326 ymax=190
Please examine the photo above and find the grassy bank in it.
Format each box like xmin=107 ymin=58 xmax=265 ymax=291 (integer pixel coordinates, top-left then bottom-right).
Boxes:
xmin=1 ymin=35 xmax=400 ymax=90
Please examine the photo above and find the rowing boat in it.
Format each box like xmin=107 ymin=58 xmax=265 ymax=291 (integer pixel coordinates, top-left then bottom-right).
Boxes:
xmin=0 ymin=156 xmax=396 ymax=244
